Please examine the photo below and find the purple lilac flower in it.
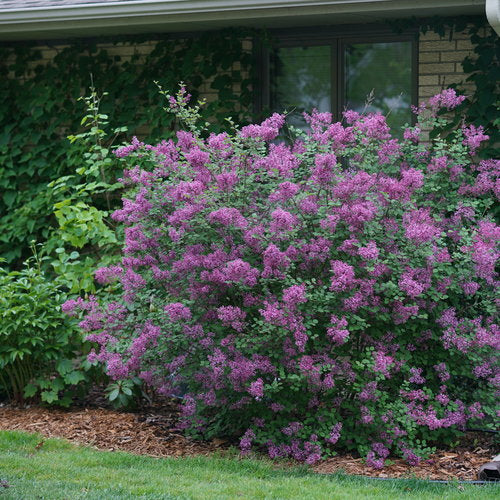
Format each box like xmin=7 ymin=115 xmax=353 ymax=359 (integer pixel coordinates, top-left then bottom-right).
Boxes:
xmin=403 ymin=126 xmax=421 ymax=142
xmin=262 ymin=244 xmax=290 ymax=278
xmin=268 ymin=181 xmax=300 ymax=202
xmin=61 ymin=297 xmax=89 ymax=316
xmin=326 ymin=423 xmax=342 ymax=444
xmin=311 ymin=153 xmax=337 ymax=184
xmin=329 ymin=260 xmax=356 ymax=292
xmin=281 ymin=422 xmax=303 ymax=436
xmin=373 ymin=351 xmax=394 ymax=377
xmin=239 ymin=428 xmax=255 ymax=454
xmin=164 ymin=302 xmax=192 ymax=321
xmin=403 ymin=209 xmax=441 ymax=244
xmin=216 ymin=306 xmax=247 ymax=332
xmin=240 ymin=113 xmax=284 ymax=141
xmin=428 ymin=88 xmax=465 ymax=111
xmin=94 ymin=265 xmax=123 ymax=285
xmin=327 ymin=315 xmax=349 ymax=344
xmin=282 ymin=284 xmax=307 ymax=306
xmin=248 ymin=378 xmax=264 ymax=398
xmin=409 ymin=367 xmax=426 ymax=384
xmin=358 ymin=241 xmax=379 ymax=260
xmin=462 ymin=281 xmax=480 ymax=295
xmin=114 ymin=136 xmax=143 ymax=158
xmin=462 ymin=124 xmax=489 ymax=154
xmin=366 ymin=451 xmax=385 ymax=469
xmin=400 ymin=446 xmax=421 ymax=466
xmin=208 ymin=207 xmax=248 ymax=228
xmin=270 ymin=208 xmax=298 ymax=232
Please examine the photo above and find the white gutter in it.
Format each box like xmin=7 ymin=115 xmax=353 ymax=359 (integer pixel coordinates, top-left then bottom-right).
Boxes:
xmin=0 ymin=0 xmax=486 ymax=38
xmin=0 ymin=0 xmax=485 ymax=23
xmin=1 ymin=0 xmax=389 ymax=23
xmin=486 ymin=0 xmax=500 ymax=34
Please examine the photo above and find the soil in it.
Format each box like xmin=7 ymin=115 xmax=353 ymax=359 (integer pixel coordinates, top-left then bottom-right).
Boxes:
xmin=0 ymin=399 xmax=497 ymax=482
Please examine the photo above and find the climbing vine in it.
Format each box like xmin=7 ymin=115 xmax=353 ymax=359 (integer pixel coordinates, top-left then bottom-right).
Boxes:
xmin=392 ymin=15 xmax=499 ymax=158
xmin=0 ymin=28 xmax=260 ymax=266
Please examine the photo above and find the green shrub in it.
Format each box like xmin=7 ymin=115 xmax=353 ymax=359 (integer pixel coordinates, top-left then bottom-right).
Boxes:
xmin=0 ymin=245 xmax=94 ymax=405
xmin=70 ymin=87 xmax=498 ymax=466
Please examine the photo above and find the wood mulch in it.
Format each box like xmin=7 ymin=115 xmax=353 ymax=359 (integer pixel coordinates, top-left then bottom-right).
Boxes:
xmin=0 ymin=404 xmax=218 ymax=458
xmin=311 ymin=446 xmax=494 ymax=481
xmin=0 ymin=402 xmax=497 ymax=481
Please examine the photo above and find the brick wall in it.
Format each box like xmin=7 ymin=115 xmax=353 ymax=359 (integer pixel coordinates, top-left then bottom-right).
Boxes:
xmin=418 ymin=27 xmax=485 ymax=104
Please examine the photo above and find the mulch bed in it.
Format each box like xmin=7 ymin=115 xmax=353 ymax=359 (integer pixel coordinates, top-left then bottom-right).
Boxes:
xmin=0 ymin=404 xmax=218 ymax=458
xmin=0 ymin=402 xmax=497 ymax=481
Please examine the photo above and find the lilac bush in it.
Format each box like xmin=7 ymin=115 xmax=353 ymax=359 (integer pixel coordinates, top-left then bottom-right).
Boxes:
xmin=65 ymin=87 xmax=499 ymax=467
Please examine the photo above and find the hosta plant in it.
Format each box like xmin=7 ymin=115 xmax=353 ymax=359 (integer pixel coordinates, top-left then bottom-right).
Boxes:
xmin=66 ymin=86 xmax=499 ymax=467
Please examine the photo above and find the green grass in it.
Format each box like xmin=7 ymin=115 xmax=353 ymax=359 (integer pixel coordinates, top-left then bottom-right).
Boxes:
xmin=0 ymin=431 xmax=498 ymax=499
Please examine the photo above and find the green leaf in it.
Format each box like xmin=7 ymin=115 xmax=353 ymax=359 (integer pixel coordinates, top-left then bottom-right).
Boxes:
xmin=23 ymin=384 xmax=38 ymax=398
xmin=121 ymin=386 xmax=133 ymax=396
xmin=41 ymin=390 xmax=59 ymax=404
xmin=56 ymin=359 xmax=73 ymax=374
xmin=51 ymin=378 xmax=65 ymax=392
xmin=3 ymin=191 xmax=16 ymax=208
xmin=108 ymin=388 xmax=120 ymax=401
xmin=64 ymin=371 xmax=86 ymax=385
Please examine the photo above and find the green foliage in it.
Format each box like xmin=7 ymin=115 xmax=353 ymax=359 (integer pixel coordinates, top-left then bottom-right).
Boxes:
xmin=451 ymin=23 xmax=499 ymax=159
xmin=104 ymin=377 xmax=144 ymax=409
xmin=0 ymin=28 xmax=259 ymax=267
xmin=0 ymin=90 xmax=150 ymax=409
xmin=45 ymin=88 xmax=124 ymax=293
xmin=0 ymin=245 xmax=93 ymax=405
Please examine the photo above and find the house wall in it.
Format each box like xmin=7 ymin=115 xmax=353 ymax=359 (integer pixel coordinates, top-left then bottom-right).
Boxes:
xmin=12 ymin=25 xmax=485 ymax=128
xmin=418 ymin=27 xmax=484 ymax=103
xmin=20 ymin=39 xmax=250 ymax=137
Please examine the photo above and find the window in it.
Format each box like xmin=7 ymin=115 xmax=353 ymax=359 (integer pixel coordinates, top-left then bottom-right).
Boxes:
xmin=261 ymin=27 xmax=417 ymax=132
xmin=343 ymin=41 xmax=413 ymax=131
xmin=271 ymin=45 xmax=332 ymax=128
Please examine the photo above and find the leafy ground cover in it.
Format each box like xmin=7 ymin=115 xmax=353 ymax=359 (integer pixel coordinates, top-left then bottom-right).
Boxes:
xmin=1 ymin=430 xmax=498 ymax=500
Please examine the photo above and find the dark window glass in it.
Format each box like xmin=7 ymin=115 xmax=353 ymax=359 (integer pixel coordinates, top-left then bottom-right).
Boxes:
xmin=271 ymin=45 xmax=331 ymax=127
xmin=268 ymin=36 xmax=414 ymax=133
xmin=344 ymin=41 xmax=412 ymax=131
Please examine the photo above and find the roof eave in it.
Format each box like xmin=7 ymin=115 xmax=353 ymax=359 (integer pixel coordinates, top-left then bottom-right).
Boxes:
xmin=0 ymin=0 xmax=487 ymax=40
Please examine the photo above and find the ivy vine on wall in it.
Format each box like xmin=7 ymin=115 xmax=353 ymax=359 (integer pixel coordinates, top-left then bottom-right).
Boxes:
xmin=0 ymin=28 xmax=260 ymax=266
xmin=392 ymin=15 xmax=499 ymax=158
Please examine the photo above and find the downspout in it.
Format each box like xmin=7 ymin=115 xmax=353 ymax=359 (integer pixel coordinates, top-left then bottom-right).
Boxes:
xmin=486 ymin=0 xmax=500 ymax=35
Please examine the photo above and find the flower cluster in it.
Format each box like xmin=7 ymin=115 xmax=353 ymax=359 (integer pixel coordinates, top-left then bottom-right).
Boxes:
xmin=66 ymin=86 xmax=498 ymax=468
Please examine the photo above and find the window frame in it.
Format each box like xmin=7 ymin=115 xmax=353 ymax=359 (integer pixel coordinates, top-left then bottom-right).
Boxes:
xmin=256 ymin=24 xmax=419 ymax=124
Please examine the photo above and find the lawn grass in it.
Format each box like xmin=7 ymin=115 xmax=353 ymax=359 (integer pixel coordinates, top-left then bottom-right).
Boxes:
xmin=0 ymin=430 xmax=498 ymax=499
